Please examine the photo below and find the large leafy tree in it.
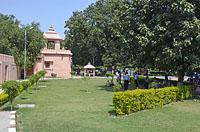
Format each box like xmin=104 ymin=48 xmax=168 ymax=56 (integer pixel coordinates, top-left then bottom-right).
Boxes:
xmin=65 ymin=0 xmax=200 ymax=83
xmin=139 ymin=0 xmax=200 ymax=82
xmin=0 ymin=13 xmax=45 ymax=70
xmin=65 ymin=0 xmax=126 ymax=66
xmin=0 ymin=14 xmax=20 ymax=55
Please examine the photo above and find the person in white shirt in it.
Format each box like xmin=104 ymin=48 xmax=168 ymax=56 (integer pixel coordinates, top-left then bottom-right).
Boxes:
xmin=123 ymin=71 xmax=130 ymax=90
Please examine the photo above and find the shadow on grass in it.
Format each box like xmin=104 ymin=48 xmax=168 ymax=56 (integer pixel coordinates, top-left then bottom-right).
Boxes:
xmin=20 ymin=97 xmax=29 ymax=100
xmin=108 ymin=110 xmax=116 ymax=117
xmin=39 ymin=80 xmax=47 ymax=82
xmin=1 ymin=106 xmax=19 ymax=111
xmin=97 ymin=85 xmax=113 ymax=92
xmin=29 ymin=92 xmax=34 ymax=94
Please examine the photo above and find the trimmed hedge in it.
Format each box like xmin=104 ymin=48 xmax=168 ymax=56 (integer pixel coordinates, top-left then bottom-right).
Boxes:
xmin=29 ymin=70 xmax=46 ymax=85
xmin=113 ymin=85 xmax=194 ymax=115
xmin=0 ymin=92 xmax=9 ymax=106
xmin=0 ymin=70 xmax=46 ymax=107
xmin=21 ymin=80 xmax=31 ymax=91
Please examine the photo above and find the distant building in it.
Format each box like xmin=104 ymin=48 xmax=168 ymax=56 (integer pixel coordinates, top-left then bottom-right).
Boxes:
xmin=0 ymin=54 xmax=18 ymax=83
xmin=34 ymin=26 xmax=72 ymax=78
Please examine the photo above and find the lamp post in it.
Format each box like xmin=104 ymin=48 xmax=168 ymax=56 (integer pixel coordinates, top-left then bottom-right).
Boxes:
xmin=23 ymin=26 xmax=33 ymax=80
xmin=24 ymin=29 xmax=27 ymax=79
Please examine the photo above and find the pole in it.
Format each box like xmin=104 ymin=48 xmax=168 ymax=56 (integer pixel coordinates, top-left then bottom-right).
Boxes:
xmin=24 ymin=30 xmax=27 ymax=79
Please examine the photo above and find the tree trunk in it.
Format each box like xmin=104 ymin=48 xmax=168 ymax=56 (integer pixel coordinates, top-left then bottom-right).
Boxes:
xmin=177 ymin=70 xmax=185 ymax=86
xmin=10 ymin=99 xmax=13 ymax=111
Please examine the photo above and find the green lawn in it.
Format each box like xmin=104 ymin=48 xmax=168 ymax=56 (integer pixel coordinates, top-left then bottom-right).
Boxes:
xmin=2 ymin=78 xmax=200 ymax=132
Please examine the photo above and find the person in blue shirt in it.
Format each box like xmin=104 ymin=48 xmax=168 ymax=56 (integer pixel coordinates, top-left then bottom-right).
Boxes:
xmin=134 ymin=72 xmax=139 ymax=88
xmin=123 ymin=71 xmax=130 ymax=91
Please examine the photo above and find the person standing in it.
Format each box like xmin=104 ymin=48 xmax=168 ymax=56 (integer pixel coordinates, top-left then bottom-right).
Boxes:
xmin=144 ymin=75 xmax=149 ymax=89
xmin=134 ymin=72 xmax=139 ymax=88
xmin=123 ymin=71 xmax=130 ymax=91
xmin=116 ymin=71 xmax=120 ymax=83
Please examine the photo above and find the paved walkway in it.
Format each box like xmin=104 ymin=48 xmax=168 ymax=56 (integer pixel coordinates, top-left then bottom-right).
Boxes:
xmin=0 ymin=111 xmax=10 ymax=132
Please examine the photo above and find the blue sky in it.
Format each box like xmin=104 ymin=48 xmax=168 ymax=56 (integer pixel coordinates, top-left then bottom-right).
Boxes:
xmin=0 ymin=0 xmax=96 ymax=37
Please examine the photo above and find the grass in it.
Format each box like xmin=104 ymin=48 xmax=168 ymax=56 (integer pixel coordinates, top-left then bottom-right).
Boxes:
xmin=1 ymin=78 xmax=200 ymax=132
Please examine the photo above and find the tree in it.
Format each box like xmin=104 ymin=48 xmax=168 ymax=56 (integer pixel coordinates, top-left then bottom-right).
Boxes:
xmin=64 ymin=0 xmax=200 ymax=83
xmin=139 ymin=0 xmax=200 ymax=83
xmin=13 ymin=22 xmax=45 ymax=69
xmin=2 ymin=81 xmax=20 ymax=110
xmin=0 ymin=14 xmax=20 ymax=55
xmin=0 ymin=13 xmax=45 ymax=72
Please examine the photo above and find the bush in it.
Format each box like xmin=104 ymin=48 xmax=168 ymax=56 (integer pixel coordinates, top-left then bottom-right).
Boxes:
xmin=177 ymin=85 xmax=194 ymax=100
xmin=0 ymin=92 xmax=8 ymax=106
xmin=113 ymin=84 xmax=123 ymax=92
xmin=21 ymin=80 xmax=31 ymax=91
xmin=130 ymin=76 xmax=134 ymax=85
xmin=37 ymin=70 xmax=46 ymax=77
xmin=29 ymin=75 xmax=37 ymax=85
xmin=0 ymin=70 xmax=46 ymax=107
xmin=2 ymin=80 xmax=21 ymax=110
xmin=18 ymin=84 xmax=24 ymax=94
xmin=113 ymin=85 xmax=194 ymax=115
xmin=29 ymin=70 xmax=46 ymax=85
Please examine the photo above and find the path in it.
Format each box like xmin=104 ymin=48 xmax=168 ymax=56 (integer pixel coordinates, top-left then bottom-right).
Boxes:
xmin=0 ymin=111 xmax=10 ymax=132
xmin=0 ymin=111 xmax=16 ymax=132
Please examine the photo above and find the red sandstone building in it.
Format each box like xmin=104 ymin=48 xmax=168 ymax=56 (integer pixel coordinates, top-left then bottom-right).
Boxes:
xmin=34 ymin=26 xmax=72 ymax=78
xmin=0 ymin=54 xmax=18 ymax=83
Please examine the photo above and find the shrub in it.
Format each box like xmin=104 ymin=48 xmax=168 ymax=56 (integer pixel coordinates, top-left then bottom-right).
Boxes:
xmin=130 ymin=76 xmax=134 ymax=85
xmin=21 ymin=80 xmax=31 ymax=91
xmin=0 ymin=92 xmax=8 ymax=106
xmin=113 ymin=84 xmax=123 ymax=92
xmin=18 ymin=84 xmax=24 ymax=94
xmin=37 ymin=70 xmax=46 ymax=77
xmin=113 ymin=85 xmax=194 ymax=115
xmin=177 ymin=85 xmax=194 ymax=100
xmin=2 ymin=80 xmax=21 ymax=110
xmin=29 ymin=75 xmax=37 ymax=85
xmin=29 ymin=70 xmax=46 ymax=85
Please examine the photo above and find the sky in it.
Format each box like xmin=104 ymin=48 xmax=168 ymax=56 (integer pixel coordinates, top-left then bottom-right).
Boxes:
xmin=0 ymin=0 xmax=96 ymax=37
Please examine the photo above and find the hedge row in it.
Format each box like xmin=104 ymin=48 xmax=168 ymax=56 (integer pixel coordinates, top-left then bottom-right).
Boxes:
xmin=113 ymin=85 xmax=194 ymax=115
xmin=0 ymin=70 xmax=46 ymax=106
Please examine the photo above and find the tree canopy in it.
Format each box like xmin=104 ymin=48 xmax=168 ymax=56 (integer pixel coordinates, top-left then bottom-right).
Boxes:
xmin=0 ymin=13 xmax=45 ymax=69
xmin=64 ymin=0 xmax=200 ymax=82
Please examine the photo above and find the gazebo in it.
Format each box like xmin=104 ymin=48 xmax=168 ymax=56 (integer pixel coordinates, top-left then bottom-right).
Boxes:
xmin=84 ymin=62 xmax=95 ymax=77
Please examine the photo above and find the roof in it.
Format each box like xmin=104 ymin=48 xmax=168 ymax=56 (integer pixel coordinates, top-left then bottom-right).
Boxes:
xmin=43 ymin=26 xmax=62 ymax=40
xmin=84 ymin=62 xmax=95 ymax=69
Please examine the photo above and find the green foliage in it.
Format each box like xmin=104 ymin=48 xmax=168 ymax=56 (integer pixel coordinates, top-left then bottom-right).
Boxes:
xmin=113 ymin=85 xmax=194 ymax=115
xmin=37 ymin=70 xmax=46 ymax=78
xmin=0 ymin=92 xmax=8 ymax=106
xmin=2 ymin=80 xmax=21 ymax=109
xmin=21 ymin=80 xmax=31 ymax=91
xmin=0 ymin=70 xmax=46 ymax=107
xmin=65 ymin=0 xmax=200 ymax=82
xmin=177 ymin=85 xmax=194 ymax=101
xmin=0 ymin=13 xmax=45 ymax=69
xmin=29 ymin=70 xmax=47 ymax=86
xmin=112 ymin=84 xmax=123 ymax=92
xmin=130 ymin=76 xmax=134 ymax=84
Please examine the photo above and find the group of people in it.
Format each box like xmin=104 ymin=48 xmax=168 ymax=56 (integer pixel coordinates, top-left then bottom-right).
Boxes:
xmin=116 ymin=70 xmax=149 ymax=91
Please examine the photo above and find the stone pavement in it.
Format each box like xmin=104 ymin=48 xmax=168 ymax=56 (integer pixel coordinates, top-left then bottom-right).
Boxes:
xmin=0 ymin=111 xmax=10 ymax=132
xmin=0 ymin=111 xmax=16 ymax=132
